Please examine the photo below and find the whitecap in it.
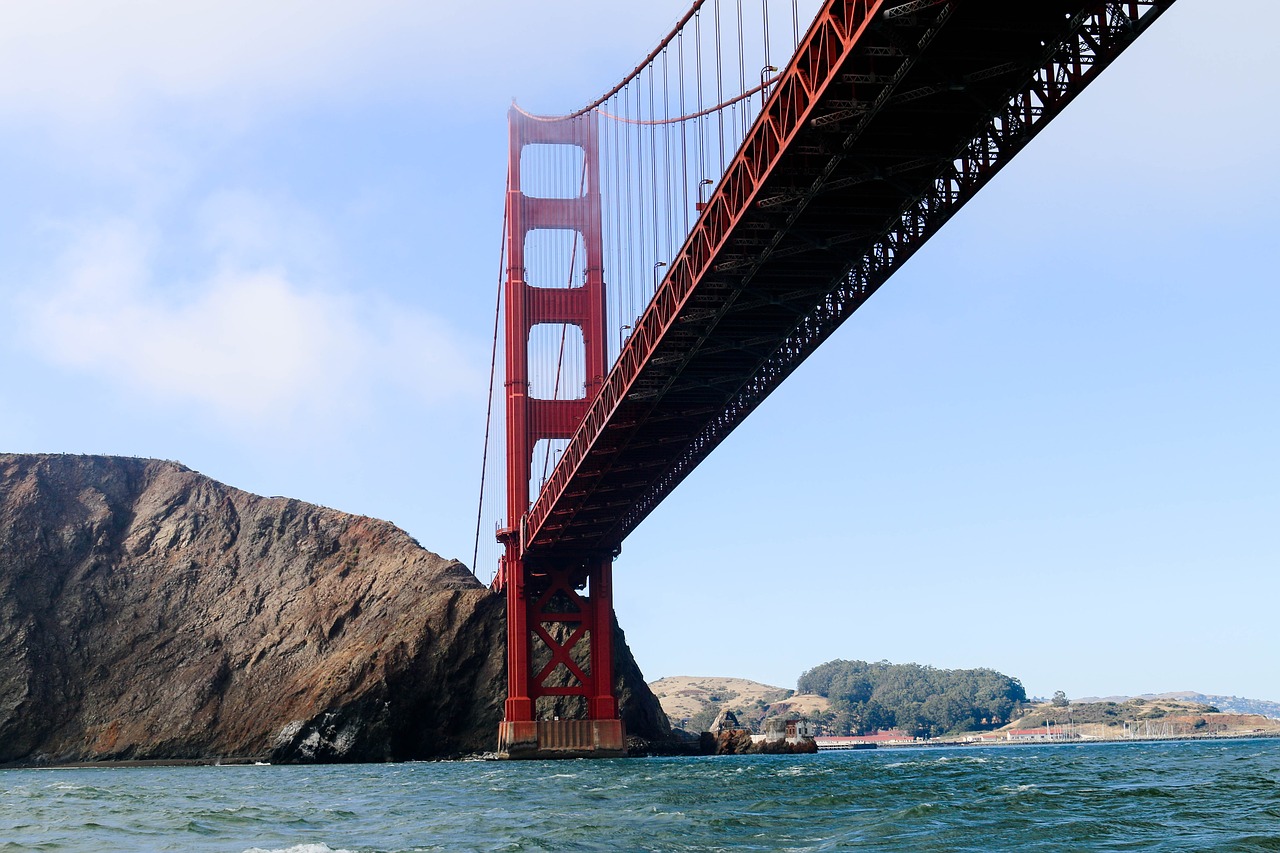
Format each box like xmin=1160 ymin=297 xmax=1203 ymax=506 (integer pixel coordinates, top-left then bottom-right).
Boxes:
xmin=241 ymin=844 xmax=356 ymax=853
xmin=997 ymin=783 xmax=1039 ymax=794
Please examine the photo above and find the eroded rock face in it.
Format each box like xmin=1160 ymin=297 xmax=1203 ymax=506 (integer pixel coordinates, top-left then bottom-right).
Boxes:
xmin=0 ymin=454 xmax=669 ymax=763
xmin=696 ymin=729 xmax=817 ymax=755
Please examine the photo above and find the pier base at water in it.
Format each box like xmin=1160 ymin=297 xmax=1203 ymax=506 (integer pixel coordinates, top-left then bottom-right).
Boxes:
xmin=497 ymin=719 xmax=626 ymax=759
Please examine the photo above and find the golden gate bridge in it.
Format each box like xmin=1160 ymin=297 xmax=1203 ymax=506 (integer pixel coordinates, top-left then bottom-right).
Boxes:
xmin=472 ymin=0 xmax=1177 ymax=758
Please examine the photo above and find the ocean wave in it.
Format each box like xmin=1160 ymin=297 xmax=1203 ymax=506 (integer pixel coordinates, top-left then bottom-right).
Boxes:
xmin=3 ymin=740 xmax=1276 ymax=851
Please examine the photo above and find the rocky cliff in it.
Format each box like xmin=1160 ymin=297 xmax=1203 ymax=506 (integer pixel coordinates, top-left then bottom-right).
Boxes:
xmin=0 ymin=453 xmax=670 ymax=764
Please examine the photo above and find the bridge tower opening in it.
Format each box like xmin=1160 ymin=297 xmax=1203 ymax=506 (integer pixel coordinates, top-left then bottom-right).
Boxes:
xmin=495 ymin=108 xmax=624 ymax=759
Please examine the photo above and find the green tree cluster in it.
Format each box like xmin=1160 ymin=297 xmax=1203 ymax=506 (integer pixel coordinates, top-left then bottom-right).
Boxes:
xmin=797 ymin=659 xmax=1027 ymax=738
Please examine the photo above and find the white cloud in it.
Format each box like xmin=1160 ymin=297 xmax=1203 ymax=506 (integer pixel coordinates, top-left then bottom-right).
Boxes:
xmin=196 ymin=189 xmax=336 ymax=275
xmin=20 ymin=210 xmax=476 ymax=431
xmin=0 ymin=1 xmax=698 ymax=125
xmin=0 ymin=1 xmax=408 ymax=121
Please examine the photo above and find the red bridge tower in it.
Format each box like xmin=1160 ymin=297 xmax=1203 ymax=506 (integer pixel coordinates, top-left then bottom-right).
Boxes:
xmin=495 ymin=108 xmax=625 ymax=758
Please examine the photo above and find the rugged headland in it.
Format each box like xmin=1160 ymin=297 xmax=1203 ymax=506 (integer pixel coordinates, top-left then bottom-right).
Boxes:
xmin=0 ymin=453 xmax=671 ymax=765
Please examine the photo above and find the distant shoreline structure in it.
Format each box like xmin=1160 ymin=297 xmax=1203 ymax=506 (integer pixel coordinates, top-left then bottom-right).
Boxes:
xmin=816 ymin=730 xmax=1280 ymax=751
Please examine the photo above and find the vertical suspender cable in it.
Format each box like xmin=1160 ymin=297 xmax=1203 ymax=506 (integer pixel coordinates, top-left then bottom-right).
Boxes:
xmin=600 ymin=103 xmax=610 ymax=363
xmin=634 ymin=79 xmax=646 ymax=314
xmin=648 ymin=64 xmax=659 ymax=293
xmin=623 ymin=84 xmax=635 ymax=336
xmin=678 ymin=32 xmax=689 ymax=238
xmin=736 ymin=0 xmax=745 ymax=138
xmin=696 ymin=10 xmax=706 ymax=185
xmin=616 ymin=101 xmax=624 ymax=361
xmin=610 ymin=98 xmax=618 ymax=349
xmin=715 ymin=0 xmax=725 ymax=182
xmin=665 ymin=48 xmax=675 ymax=261
xmin=762 ymin=0 xmax=771 ymax=82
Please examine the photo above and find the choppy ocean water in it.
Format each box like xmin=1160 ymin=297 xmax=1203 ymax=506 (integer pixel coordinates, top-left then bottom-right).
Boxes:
xmin=2 ymin=738 xmax=1278 ymax=852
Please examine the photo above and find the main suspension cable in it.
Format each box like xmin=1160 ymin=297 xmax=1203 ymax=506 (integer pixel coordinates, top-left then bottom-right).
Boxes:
xmin=593 ymin=76 xmax=777 ymax=126
xmin=512 ymin=0 xmax=711 ymax=122
xmin=473 ymin=188 xmax=508 ymax=577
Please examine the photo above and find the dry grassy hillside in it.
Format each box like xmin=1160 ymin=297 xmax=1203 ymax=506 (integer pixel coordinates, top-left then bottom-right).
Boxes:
xmin=649 ymin=676 xmax=830 ymax=730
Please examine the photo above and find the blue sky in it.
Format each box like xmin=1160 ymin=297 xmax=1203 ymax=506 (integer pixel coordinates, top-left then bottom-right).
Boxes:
xmin=1 ymin=0 xmax=1275 ymax=703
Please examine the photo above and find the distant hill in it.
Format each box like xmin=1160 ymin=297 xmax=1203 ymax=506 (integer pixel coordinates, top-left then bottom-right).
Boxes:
xmin=798 ymin=659 xmax=1027 ymax=737
xmin=1075 ymin=692 xmax=1280 ymax=719
xmin=1012 ymin=696 xmax=1280 ymax=740
xmin=648 ymin=676 xmax=829 ymax=732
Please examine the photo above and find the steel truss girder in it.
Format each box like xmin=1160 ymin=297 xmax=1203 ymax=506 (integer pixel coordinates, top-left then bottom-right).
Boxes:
xmin=522 ymin=0 xmax=1176 ymax=558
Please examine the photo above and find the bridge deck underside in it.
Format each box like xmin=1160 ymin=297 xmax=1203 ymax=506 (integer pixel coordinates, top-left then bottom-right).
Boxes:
xmin=525 ymin=1 xmax=1169 ymax=563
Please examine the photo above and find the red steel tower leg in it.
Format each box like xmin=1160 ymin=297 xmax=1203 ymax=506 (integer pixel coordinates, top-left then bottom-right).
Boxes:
xmin=496 ymin=108 xmax=624 ymax=759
